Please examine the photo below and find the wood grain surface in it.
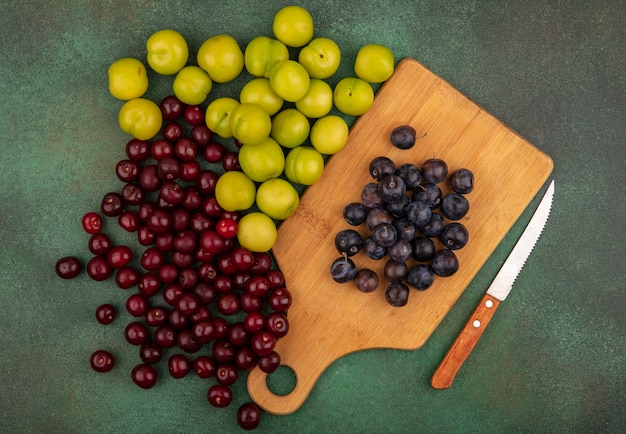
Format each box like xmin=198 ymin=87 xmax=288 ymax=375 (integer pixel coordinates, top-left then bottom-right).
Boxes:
xmin=247 ymin=58 xmax=554 ymax=415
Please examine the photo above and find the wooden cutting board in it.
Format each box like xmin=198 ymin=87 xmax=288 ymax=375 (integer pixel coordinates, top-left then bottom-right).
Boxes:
xmin=247 ymin=58 xmax=553 ymax=415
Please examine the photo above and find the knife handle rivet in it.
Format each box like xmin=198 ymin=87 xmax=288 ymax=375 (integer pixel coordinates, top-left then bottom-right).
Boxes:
xmin=485 ymin=300 xmax=493 ymax=308
xmin=472 ymin=320 xmax=481 ymax=328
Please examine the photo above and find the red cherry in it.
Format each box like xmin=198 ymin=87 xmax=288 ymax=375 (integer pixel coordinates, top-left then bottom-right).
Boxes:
xmin=191 ymin=124 xmax=212 ymax=145
xmin=86 ymin=256 xmax=112 ymax=281
xmin=55 ymin=256 xmax=82 ymax=279
xmin=163 ymin=121 xmax=183 ymax=142
xmin=237 ymin=402 xmax=261 ymax=430
xmin=216 ymin=217 xmax=238 ymax=239
xmin=131 ymin=364 xmax=157 ymax=389
xmin=126 ymin=138 xmax=150 ymax=162
xmin=207 ymin=384 xmax=232 ymax=408
xmin=251 ymin=331 xmax=276 ymax=357
xmin=107 ymin=245 xmax=133 ymax=269
xmin=160 ymin=95 xmax=185 ymax=121
xmin=90 ymin=350 xmax=115 ymax=373
xmin=126 ymin=294 xmax=149 ymax=317
xmin=168 ymin=353 xmax=191 ymax=379
xmin=193 ymin=355 xmax=216 ymax=378
xmin=202 ymin=142 xmax=226 ymax=163
xmin=95 ymin=304 xmax=116 ymax=325
xmin=82 ymin=212 xmax=103 ymax=234
xmin=183 ymin=105 xmax=205 ymax=126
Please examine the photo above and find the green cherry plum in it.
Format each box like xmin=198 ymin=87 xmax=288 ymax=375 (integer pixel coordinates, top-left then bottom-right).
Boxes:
xmin=215 ymin=171 xmax=256 ymax=212
xmin=270 ymin=108 xmax=310 ymax=149
xmin=298 ymin=37 xmax=341 ymax=79
xmin=146 ymin=29 xmax=189 ymax=75
xmin=172 ymin=66 xmax=212 ymax=105
xmin=205 ymin=97 xmax=239 ymax=138
xmin=295 ymin=78 xmax=333 ymax=119
xmin=284 ymin=146 xmax=325 ymax=185
xmin=197 ymin=34 xmax=244 ymax=83
xmin=269 ymin=60 xmax=310 ymax=102
xmin=333 ymin=77 xmax=374 ymax=116
xmin=108 ymin=58 xmax=148 ymax=101
xmin=244 ymin=36 xmax=289 ymax=77
xmin=310 ymin=115 xmax=349 ymax=155
xmin=237 ymin=212 xmax=277 ymax=253
xmin=256 ymin=178 xmax=300 ymax=221
xmin=229 ymin=103 xmax=272 ymax=146
xmin=238 ymin=137 xmax=285 ymax=182
xmin=118 ymin=98 xmax=163 ymax=140
xmin=240 ymin=78 xmax=284 ymax=116
xmin=272 ymin=5 xmax=314 ymax=48
xmin=354 ymin=44 xmax=395 ymax=83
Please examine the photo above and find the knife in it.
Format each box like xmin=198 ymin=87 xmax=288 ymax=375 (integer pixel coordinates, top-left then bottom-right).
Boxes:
xmin=431 ymin=180 xmax=554 ymax=389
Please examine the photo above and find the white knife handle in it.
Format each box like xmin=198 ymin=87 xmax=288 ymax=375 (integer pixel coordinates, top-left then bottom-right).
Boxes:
xmin=431 ymin=293 xmax=501 ymax=389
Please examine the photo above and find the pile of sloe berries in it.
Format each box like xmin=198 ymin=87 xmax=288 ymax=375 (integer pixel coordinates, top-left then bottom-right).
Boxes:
xmin=330 ymin=136 xmax=473 ymax=307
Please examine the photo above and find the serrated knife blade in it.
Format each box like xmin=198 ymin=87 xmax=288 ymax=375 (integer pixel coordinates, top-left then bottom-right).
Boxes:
xmin=431 ymin=180 xmax=554 ymax=389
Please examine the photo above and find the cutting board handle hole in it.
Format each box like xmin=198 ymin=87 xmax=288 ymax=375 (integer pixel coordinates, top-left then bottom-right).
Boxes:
xmin=265 ymin=365 xmax=297 ymax=396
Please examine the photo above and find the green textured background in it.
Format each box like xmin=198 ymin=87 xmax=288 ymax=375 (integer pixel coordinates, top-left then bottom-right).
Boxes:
xmin=1 ymin=1 xmax=624 ymax=433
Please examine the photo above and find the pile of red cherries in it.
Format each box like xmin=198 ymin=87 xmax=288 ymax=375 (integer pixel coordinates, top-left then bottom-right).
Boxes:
xmin=55 ymin=95 xmax=292 ymax=430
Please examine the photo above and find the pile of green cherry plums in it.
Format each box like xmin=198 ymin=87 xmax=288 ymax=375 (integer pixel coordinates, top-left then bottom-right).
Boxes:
xmin=107 ymin=4 xmax=396 ymax=254
xmin=55 ymin=5 xmax=398 ymax=431
xmin=330 ymin=126 xmax=474 ymax=307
